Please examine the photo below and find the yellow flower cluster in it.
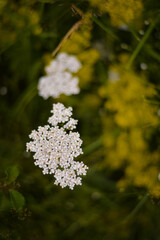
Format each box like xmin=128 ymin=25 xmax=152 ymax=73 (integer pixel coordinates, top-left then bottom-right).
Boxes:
xmin=99 ymin=59 xmax=160 ymax=197
xmin=87 ymin=0 xmax=107 ymax=13
xmin=0 ymin=2 xmax=41 ymax=49
xmin=60 ymin=14 xmax=99 ymax=87
xmin=17 ymin=7 xmax=41 ymax=34
xmin=88 ymin=0 xmax=143 ymax=26
xmin=105 ymin=0 xmax=143 ymax=26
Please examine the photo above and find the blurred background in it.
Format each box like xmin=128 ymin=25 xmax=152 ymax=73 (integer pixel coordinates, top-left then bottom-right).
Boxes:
xmin=0 ymin=0 xmax=160 ymax=239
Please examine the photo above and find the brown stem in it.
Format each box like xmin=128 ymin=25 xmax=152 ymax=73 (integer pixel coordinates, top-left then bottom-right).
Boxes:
xmin=51 ymin=5 xmax=84 ymax=57
xmin=0 ymin=184 xmax=7 ymax=189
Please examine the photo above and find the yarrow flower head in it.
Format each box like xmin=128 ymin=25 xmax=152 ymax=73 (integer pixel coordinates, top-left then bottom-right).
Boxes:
xmin=26 ymin=103 xmax=88 ymax=190
xmin=38 ymin=53 xmax=82 ymax=99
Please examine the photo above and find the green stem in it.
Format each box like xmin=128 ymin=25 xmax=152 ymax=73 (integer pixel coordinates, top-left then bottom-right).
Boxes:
xmin=127 ymin=24 xmax=140 ymax=41
xmin=83 ymin=139 xmax=103 ymax=156
xmin=13 ymin=84 xmax=37 ymax=120
xmin=145 ymin=44 xmax=160 ymax=62
xmin=91 ymin=15 xmax=119 ymax=40
xmin=124 ymin=193 xmax=149 ymax=222
xmin=126 ymin=15 xmax=160 ymax=69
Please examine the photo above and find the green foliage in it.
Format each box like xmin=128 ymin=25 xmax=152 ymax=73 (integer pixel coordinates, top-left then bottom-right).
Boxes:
xmin=5 ymin=166 xmax=19 ymax=184
xmin=0 ymin=0 xmax=160 ymax=239
xmin=9 ymin=190 xmax=25 ymax=211
xmin=0 ymin=190 xmax=3 ymax=206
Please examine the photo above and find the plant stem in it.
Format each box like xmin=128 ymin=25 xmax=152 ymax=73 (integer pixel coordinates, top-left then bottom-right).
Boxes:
xmin=145 ymin=44 xmax=160 ymax=62
xmin=83 ymin=139 xmax=103 ymax=156
xmin=124 ymin=193 xmax=149 ymax=222
xmin=92 ymin=15 xmax=119 ymax=40
xmin=126 ymin=15 xmax=160 ymax=69
xmin=51 ymin=4 xmax=84 ymax=57
xmin=127 ymin=24 xmax=140 ymax=41
xmin=13 ymin=84 xmax=37 ymax=120
xmin=51 ymin=19 xmax=83 ymax=57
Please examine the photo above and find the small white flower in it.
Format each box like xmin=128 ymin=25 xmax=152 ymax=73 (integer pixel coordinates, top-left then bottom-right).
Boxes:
xmin=0 ymin=86 xmax=7 ymax=96
xmin=66 ymin=55 xmax=82 ymax=73
xmin=56 ymin=52 xmax=69 ymax=64
xmin=26 ymin=103 xmax=88 ymax=190
xmin=140 ymin=63 xmax=147 ymax=70
xmin=157 ymin=109 xmax=160 ymax=116
xmin=108 ymin=71 xmax=120 ymax=83
xmin=139 ymin=29 xmax=144 ymax=35
xmin=118 ymin=24 xmax=129 ymax=31
xmin=48 ymin=103 xmax=72 ymax=126
xmin=144 ymin=20 xmax=149 ymax=25
xmin=64 ymin=118 xmax=78 ymax=130
xmin=38 ymin=53 xmax=81 ymax=99
xmin=38 ymin=72 xmax=80 ymax=99
xmin=120 ymin=43 xmax=128 ymax=49
xmin=57 ymin=53 xmax=81 ymax=73
xmin=45 ymin=60 xmax=60 ymax=74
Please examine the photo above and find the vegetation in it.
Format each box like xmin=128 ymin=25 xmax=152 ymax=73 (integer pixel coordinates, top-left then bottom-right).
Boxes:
xmin=0 ymin=0 xmax=160 ymax=239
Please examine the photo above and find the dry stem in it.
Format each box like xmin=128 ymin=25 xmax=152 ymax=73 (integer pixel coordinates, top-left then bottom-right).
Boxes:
xmin=51 ymin=5 xmax=84 ymax=57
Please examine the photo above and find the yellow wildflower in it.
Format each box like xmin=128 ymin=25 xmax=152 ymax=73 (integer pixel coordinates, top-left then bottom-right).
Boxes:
xmin=100 ymin=59 xmax=160 ymax=197
xmin=60 ymin=14 xmax=99 ymax=87
xmin=88 ymin=0 xmax=143 ymax=26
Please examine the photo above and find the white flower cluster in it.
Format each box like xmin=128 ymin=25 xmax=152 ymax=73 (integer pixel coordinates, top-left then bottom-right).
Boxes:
xmin=26 ymin=103 xmax=88 ymax=190
xmin=38 ymin=53 xmax=82 ymax=99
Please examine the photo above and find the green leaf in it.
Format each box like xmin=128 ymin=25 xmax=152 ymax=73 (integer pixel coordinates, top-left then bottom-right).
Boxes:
xmin=0 ymin=194 xmax=11 ymax=210
xmin=83 ymin=139 xmax=102 ymax=156
xmin=9 ymin=189 xmax=25 ymax=210
xmin=5 ymin=166 xmax=19 ymax=184
xmin=0 ymin=190 xmax=3 ymax=206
